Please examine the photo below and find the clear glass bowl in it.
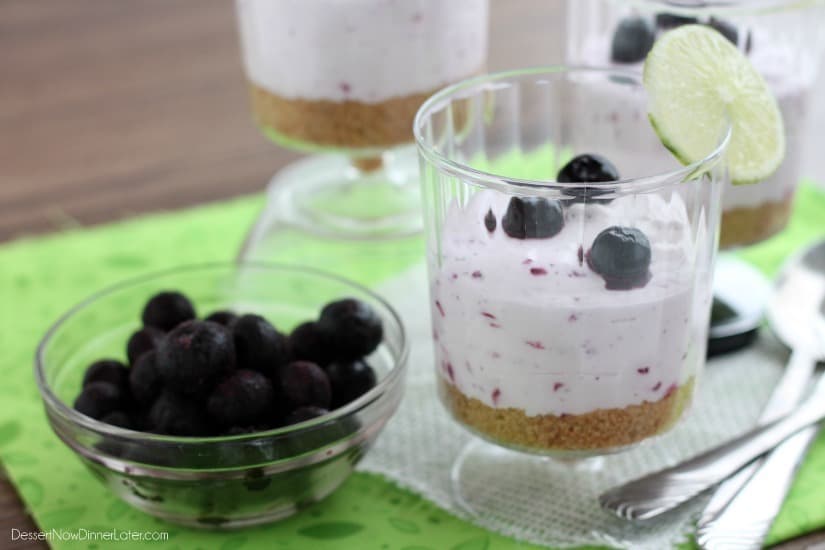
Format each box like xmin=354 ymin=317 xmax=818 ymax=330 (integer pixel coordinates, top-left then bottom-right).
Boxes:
xmin=566 ymin=0 xmax=825 ymax=249
xmin=34 ymin=263 xmax=408 ymax=528
xmin=415 ymin=67 xmax=730 ymax=459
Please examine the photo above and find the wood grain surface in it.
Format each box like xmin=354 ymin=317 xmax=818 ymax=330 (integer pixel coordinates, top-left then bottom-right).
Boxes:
xmin=0 ymin=0 xmax=821 ymax=548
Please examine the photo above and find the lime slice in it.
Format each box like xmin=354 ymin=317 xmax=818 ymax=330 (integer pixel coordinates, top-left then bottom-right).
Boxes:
xmin=643 ymin=25 xmax=785 ymax=184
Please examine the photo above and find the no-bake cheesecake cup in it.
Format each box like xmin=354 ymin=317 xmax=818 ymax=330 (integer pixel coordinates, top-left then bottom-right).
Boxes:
xmin=566 ymin=0 xmax=825 ymax=249
xmin=415 ymin=68 xmax=730 ymax=459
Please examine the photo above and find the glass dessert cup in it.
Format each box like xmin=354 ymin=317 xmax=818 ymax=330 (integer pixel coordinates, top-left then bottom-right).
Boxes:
xmin=566 ymin=0 xmax=825 ymax=353
xmin=34 ymin=263 xmax=408 ymax=528
xmin=234 ymin=0 xmax=489 ymax=242
xmin=414 ymin=67 xmax=730 ymax=520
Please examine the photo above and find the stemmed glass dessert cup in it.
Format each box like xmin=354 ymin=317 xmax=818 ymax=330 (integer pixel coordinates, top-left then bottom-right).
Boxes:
xmin=566 ymin=0 xmax=825 ymax=353
xmin=414 ymin=67 xmax=730 ymax=522
xmin=234 ymin=0 xmax=489 ymax=246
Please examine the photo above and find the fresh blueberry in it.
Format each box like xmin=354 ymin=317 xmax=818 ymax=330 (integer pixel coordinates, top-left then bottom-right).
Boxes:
xmin=156 ymin=320 xmax=236 ymax=397
xmin=284 ymin=406 xmax=329 ymax=426
xmin=101 ymin=411 xmax=133 ymax=429
xmin=280 ymin=361 xmax=331 ymax=409
xmin=707 ymin=17 xmax=739 ymax=47
xmin=501 ymin=197 xmax=564 ymax=239
xmin=557 ymin=154 xmax=620 ymax=204
xmin=74 ymin=381 xmax=123 ymax=420
xmin=655 ymin=13 xmax=697 ymax=29
xmin=318 ymin=299 xmax=383 ymax=361
xmin=587 ymin=226 xmax=652 ymax=290
xmin=326 ymin=360 xmax=377 ymax=408
xmin=141 ymin=291 xmax=196 ymax=332
xmin=129 ymin=350 xmax=163 ymax=406
xmin=611 ymin=16 xmax=655 ymax=63
xmin=233 ymin=314 xmax=289 ymax=378
xmin=205 ymin=310 xmax=237 ymax=327
xmin=484 ymin=209 xmax=497 ymax=233
xmin=83 ymin=359 xmax=129 ymax=392
xmin=148 ymin=390 xmax=210 ymax=436
xmin=126 ymin=327 xmax=163 ymax=365
xmin=289 ymin=321 xmax=334 ymax=366
xmin=208 ymin=369 xmax=275 ymax=427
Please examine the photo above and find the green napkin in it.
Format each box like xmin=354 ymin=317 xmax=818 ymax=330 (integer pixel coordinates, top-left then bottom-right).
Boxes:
xmin=1 ymin=184 xmax=823 ymax=549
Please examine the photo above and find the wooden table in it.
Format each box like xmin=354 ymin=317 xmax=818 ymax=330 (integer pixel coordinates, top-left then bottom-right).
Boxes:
xmin=0 ymin=1 xmax=821 ymax=548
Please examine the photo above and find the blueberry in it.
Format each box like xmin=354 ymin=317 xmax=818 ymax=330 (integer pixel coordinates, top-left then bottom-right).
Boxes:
xmin=233 ymin=314 xmax=289 ymax=378
xmin=129 ymin=350 xmax=163 ymax=406
xmin=284 ymin=406 xmax=329 ymax=426
xmin=501 ymin=197 xmax=564 ymax=239
xmin=156 ymin=320 xmax=236 ymax=397
xmin=707 ymin=17 xmax=739 ymax=47
xmin=205 ymin=310 xmax=237 ymax=327
xmin=289 ymin=321 xmax=334 ymax=366
xmin=141 ymin=291 xmax=196 ymax=332
xmin=148 ymin=390 xmax=210 ymax=436
xmin=280 ymin=361 xmax=331 ymax=409
xmin=318 ymin=299 xmax=383 ymax=361
xmin=126 ymin=327 xmax=163 ymax=365
xmin=82 ymin=359 xmax=129 ymax=392
xmin=101 ymin=411 xmax=133 ymax=429
xmin=484 ymin=209 xmax=496 ymax=233
xmin=655 ymin=13 xmax=697 ymax=29
xmin=74 ymin=381 xmax=122 ymax=420
xmin=611 ymin=16 xmax=655 ymax=63
xmin=587 ymin=226 xmax=652 ymax=290
xmin=208 ymin=369 xmax=275 ymax=427
xmin=557 ymin=154 xmax=620 ymax=204
xmin=326 ymin=360 xmax=377 ymax=409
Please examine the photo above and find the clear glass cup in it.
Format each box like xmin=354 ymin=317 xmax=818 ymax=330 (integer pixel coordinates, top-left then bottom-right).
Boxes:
xmin=566 ymin=0 xmax=825 ymax=249
xmin=235 ymin=0 xmax=489 ymax=239
xmin=414 ymin=67 xmax=729 ymax=502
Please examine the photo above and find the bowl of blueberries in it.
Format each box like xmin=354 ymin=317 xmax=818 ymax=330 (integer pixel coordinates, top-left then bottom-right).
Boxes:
xmin=34 ymin=263 xmax=408 ymax=528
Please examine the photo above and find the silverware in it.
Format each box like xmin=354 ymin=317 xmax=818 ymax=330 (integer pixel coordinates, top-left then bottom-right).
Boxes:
xmin=599 ymin=370 xmax=825 ymax=521
xmin=696 ymin=261 xmax=825 ymax=550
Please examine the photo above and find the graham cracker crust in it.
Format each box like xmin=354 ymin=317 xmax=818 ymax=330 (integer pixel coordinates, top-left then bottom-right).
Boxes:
xmin=720 ymin=195 xmax=794 ymax=249
xmin=440 ymin=378 xmax=695 ymax=452
xmin=249 ymin=82 xmax=442 ymax=149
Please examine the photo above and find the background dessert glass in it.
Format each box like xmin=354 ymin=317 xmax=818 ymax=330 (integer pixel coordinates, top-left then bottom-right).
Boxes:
xmin=566 ymin=0 xmax=825 ymax=353
xmin=235 ymin=0 xmax=489 ymax=243
xmin=414 ymin=67 xmax=729 ymax=516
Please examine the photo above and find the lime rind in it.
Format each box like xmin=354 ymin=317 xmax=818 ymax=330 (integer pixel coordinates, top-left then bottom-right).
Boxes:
xmin=644 ymin=24 xmax=785 ymax=185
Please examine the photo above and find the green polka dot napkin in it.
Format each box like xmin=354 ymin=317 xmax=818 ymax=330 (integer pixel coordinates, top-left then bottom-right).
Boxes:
xmin=1 ymin=183 xmax=823 ymax=549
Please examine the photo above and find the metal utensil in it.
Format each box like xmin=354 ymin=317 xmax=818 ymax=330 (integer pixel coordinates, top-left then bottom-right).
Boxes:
xmin=599 ymin=366 xmax=825 ymax=520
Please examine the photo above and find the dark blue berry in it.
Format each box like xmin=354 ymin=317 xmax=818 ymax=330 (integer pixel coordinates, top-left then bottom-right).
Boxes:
xmin=587 ymin=226 xmax=652 ymax=290
xmin=141 ymin=291 xmax=196 ymax=332
xmin=611 ymin=16 xmax=655 ymax=63
xmin=205 ymin=310 xmax=237 ymax=327
xmin=156 ymin=320 xmax=236 ymax=397
xmin=148 ymin=390 xmax=210 ymax=436
xmin=484 ymin=209 xmax=496 ymax=233
xmin=233 ymin=314 xmax=289 ymax=378
xmin=502 ymin=197 xmax=564 ymax=239
xmin=284 ymin=406 xmax=328 ymax=426
xmin=127 ymin=327 xmax=163 ymax=365
xmin=208 ymin=369 xmax=275 ymax=427
xmin=558 ymin=154 xmax=620 ymax=204
xmin=326 ymin=360 xmax=377 ymax=408
xmin=289 ymin=321 xmax=334 ymax=366
xmin=83 ymin=359 xmax=129 ymax=393
xmin=74 ymin=381 xmax=122 ymax=420
xmin=129 ymin=350 xmax=163 ymax=406
xmin=707 ymin=17 xmax=739 ymax=47
xmin=655 ymin=13 xmax=697 ymax=28
xmin=319 ymin=299 xmax=383 ymax=361
xmin=280 ymin=361 xmax=331 ymax=409
xmin=101 ymin=411 xmax=133 ymax=429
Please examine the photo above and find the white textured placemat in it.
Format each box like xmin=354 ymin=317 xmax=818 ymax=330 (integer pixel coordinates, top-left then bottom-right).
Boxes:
xmin=360 ymin=263 xmax=787 ymax=549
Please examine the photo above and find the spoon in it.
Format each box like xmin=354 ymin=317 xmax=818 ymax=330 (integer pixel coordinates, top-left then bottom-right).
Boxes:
xmin=599 ymin=239 xmax=825 ymax=521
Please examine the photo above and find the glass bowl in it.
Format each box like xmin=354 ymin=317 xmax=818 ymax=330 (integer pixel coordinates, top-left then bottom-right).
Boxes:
xmin=34 ymin=263 xmax=408 ymax=529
